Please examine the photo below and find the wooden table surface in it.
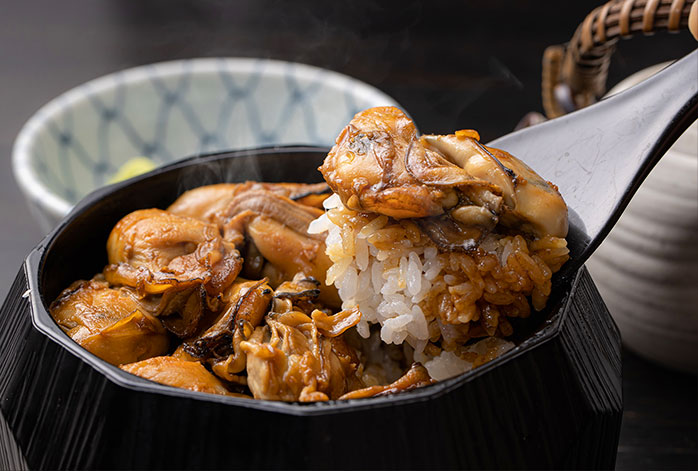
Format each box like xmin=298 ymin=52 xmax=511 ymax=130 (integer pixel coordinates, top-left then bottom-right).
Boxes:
xmin=0 ymin=1 xmax=695 ymax=469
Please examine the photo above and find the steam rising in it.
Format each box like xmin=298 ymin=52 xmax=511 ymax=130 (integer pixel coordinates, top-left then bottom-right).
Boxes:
xmin=175 ymin=151 xmax=264 ymax=198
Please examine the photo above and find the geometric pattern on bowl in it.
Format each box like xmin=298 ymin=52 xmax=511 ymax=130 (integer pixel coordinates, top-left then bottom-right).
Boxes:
xmin=12 ymin=58 xmax=399 ymax=230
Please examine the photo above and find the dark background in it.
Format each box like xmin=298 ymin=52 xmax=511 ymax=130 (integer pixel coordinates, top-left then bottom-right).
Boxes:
xmin=0 ymin=1 xmax=696 ymax=469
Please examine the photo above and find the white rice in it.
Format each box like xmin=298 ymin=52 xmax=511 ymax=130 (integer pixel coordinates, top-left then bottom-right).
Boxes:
xmin=310 ymin=194 xmax=436 ymax=347
xmin=308 ymin=194 xmax=514 ymax=380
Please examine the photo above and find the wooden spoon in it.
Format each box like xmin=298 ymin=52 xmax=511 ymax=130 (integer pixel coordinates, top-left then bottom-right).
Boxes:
xmin=488 ymin=49 xmax=698 ymax=281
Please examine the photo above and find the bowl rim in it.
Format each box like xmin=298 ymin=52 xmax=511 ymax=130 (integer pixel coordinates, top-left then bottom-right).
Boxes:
xmin=23 ymin=145 xmax=579 ymax=416
xmin=11 ymin=57 xmax=399 ymax=222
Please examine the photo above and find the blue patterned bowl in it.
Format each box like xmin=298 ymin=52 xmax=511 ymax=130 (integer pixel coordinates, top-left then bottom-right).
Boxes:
xmin=12 ymin=58 xmax=399 ymax=232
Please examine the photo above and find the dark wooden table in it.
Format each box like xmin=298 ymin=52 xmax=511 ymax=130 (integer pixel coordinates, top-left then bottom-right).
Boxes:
xmin=1 ymin=1 xmax=695 ymax=469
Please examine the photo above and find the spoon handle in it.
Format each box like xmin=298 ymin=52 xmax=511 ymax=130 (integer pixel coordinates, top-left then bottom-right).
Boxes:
xmin=490 ymin=49 xmax=698 ymax=274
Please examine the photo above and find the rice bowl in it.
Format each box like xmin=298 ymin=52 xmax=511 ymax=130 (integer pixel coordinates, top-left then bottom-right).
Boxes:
xmin=44 ymin=106 xmax=571 ymax=401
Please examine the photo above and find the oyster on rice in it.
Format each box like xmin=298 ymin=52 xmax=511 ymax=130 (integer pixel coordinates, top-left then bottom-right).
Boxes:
xmin=421 ymin=133 xmax=568 ymax=238
xmin=312 ymin=106 xmax=569 ymax=380
xmin=319 ymin=106 xmax=567 ymax=245
xmin=319 ymin=106 xmax=503 ymax=224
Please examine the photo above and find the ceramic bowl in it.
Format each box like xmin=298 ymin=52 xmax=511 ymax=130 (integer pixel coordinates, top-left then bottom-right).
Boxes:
xmin=12 ymin=58 xmax=399 ymax=232
xmin=0 ymin=147 xmax=623 ymax=470
xmin=587 ymin=63 xmax=698 ymax=374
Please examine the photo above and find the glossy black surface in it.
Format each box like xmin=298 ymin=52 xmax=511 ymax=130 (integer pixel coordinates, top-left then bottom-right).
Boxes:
xmin=490 ymin=49 xmax=698 ymax=281
xmin=2 ymin=147 xmax=622 ymax=469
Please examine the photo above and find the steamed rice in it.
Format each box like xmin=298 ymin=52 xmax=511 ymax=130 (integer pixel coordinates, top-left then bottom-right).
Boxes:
xmin=308 ymin=193 xmax=569 ymax=379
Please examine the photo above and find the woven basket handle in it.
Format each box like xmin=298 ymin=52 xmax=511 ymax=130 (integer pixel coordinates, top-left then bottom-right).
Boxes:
xmin=542 ymin=0 xmax=698 ymax=118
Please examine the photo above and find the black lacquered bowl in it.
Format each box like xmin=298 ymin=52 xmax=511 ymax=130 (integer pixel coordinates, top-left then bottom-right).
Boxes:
xmin=0 ymin=146 xmax=622 ymax=470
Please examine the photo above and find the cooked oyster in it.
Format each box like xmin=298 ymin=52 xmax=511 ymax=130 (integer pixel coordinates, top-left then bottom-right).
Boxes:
xmin=320 ymin=106 xmax=568 ymax=249
xmin=422 ymin=133 xmax=568 ymax=238
xmin=181 ymin=278 xmax=274 ymax=382
xmin=222 ymin=190 xmax=340 ymax=306
xmin=319 ymin=106 xmax=502 ymax=221
xmin=168 ymin=181 xmax=330 ymax=224
xmin=120 ymin=356 xmax=247 ymax=397
xmin=103 ymin=209 xmax=243 ymax=337
xmin=240 ymin=275 xmax=363 ymax=401
xmin=50 ymin=278 xmax=169 ymax=365
xmin=104 ymin=208 xmax=242 ymax=296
